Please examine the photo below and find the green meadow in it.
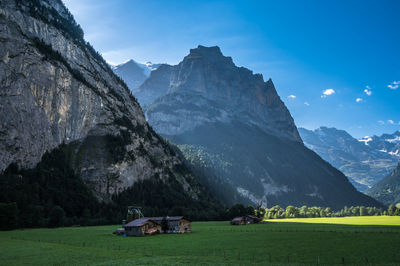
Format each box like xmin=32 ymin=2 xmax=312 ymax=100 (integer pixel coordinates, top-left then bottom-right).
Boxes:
xmin=1 ymin=216 xmax=400 ymax=265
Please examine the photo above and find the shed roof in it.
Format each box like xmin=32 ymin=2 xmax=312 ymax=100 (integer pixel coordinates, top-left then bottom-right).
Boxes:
xmin=123 ymin=218 xmax=159 ymax=228
xmin=232 ymin=216 xmax=244 ymax=222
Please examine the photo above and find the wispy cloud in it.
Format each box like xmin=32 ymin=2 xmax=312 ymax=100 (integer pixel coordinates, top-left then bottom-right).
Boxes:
xmin=304 ymin=102 xmax=310 ymax=106
xmin=364 ymin=86 xmax=372 ymax=96
xmin=378 ymin=120 xmax=385 ymax=125
xmin=321 ymin=88 xmax=335 ymax=98
xmin=356 ymin=98 xmax=363 ymax=103
xmin=388 ymin=81 xmax=400 ymax=90
xmin=287 ymin=94 xmax=296 ymax=99
xmin=388 ymin=119 xmax=395 ymax=124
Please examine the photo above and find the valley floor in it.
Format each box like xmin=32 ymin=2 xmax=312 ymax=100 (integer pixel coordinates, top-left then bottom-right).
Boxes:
xmin=1 ymin=217 xmax=400 ymax=265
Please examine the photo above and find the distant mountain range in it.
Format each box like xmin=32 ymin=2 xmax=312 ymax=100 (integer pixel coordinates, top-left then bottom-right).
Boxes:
xmin=112 ymin=60 xmax=161 ymax=92
xmin=359 ymin=131 xmax=400 ymax=158
xmin=299 ymin=127 xmax=400 ymax=192
xmin=115 ymin=45 xmax=382 ymax=209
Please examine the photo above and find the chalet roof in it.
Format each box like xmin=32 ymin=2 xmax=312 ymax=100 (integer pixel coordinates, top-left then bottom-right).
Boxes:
xmin=232 ymin=216 xmax=244 ymax=222
xmin=123 ymin=218 xmax=159 ymax=228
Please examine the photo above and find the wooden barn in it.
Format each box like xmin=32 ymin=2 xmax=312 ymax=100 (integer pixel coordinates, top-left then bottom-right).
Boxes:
xmin=123 ymin=218 xmax=161 ymax=236
xmin=231 ymin=215 xmax=262 ymax=225
xmin=150 ymin=216 xmax=192 ymax=233
xmin=231 ymin=216 xmax=246 ymax=225
xmin=246 ymin=215 xmax=262 ymax=224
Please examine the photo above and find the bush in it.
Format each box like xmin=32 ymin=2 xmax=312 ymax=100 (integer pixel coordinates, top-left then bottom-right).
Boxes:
xmin=48 ymin=206 xmax=66 ymax=227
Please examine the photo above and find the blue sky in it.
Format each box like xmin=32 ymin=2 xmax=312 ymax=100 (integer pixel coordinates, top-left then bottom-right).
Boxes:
xmin=63 ymin=0 xmax=400 ymax=138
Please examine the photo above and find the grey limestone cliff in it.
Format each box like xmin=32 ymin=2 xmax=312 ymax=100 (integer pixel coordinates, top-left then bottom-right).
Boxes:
xmin=0 ymin=0 xmax=200 ymax=199
xmin=139 ymin=45 xmax=302 ymax=143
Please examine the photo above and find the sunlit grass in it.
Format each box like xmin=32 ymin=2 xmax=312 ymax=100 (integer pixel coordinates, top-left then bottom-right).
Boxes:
xmin=268 ymin=216 xmax=400 ymax=226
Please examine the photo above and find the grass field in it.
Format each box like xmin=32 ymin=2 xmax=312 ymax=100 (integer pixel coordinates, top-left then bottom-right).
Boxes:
xmin=1 ymin=216 xmax=400 ymax=265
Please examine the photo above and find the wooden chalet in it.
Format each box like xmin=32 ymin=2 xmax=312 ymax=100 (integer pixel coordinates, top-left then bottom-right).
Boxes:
xmin=246 ymin=215 xmax=262 ymax=224
xmin=123 ymin=218 xmax=161 ymax=236
xmin=231 ymin=216 xmax=246 ymax=225
xmin=231 ymin=215 xmax=262 ymax=225
xmin=149 ymin=216 xmax=192 ymax=233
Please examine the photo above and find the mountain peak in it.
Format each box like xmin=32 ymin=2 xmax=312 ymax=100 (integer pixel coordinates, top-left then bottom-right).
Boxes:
xmin=137 ymin=45 xmax=302 ymax=142
xmin=186 ymin=45 xmax=233 ymax=63
xmin=191 ymin=45 xmax=222 ymax=54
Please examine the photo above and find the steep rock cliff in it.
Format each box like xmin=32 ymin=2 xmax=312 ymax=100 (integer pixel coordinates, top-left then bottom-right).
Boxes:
xmin=139 ymin=45 xmax=301 ymax=142
xmin=0 ymin=0 xmax=203 ymax=200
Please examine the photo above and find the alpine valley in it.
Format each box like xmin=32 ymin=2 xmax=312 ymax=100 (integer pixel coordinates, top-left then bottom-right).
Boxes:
xmin=0 ymin=0 xmax=387 ymax=230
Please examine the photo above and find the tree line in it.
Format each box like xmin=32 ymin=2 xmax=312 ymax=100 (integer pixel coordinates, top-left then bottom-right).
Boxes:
xmin=0 ymin=142 xmax=225 ymax=230
xmin=253 ymin=204 xmax=400 ymax=219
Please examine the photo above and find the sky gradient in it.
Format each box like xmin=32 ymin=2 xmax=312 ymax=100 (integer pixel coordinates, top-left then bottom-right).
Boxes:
xmin=63 ymin=0 xmax=400 ymax=138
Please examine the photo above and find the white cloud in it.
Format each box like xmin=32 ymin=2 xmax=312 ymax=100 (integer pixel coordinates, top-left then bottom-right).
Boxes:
xmin=304 ymin=102 xmax=310 ymax=106
xmin=287 ymin=94 xmax=296 ymax=99
xmin=388 ymin=81 xmax=400 ymax=90
xmin=378 ymin=120 xmax=385 ymax=125
xmin=321 ymin=89 xmax=335 ymax=98
xmin=388 ymin=120 xmax=395 ymax=124
xmin=356 ymin=98 xmax=363 ymax=103
xmin=364 ymin=86 xmax=372 ymax=96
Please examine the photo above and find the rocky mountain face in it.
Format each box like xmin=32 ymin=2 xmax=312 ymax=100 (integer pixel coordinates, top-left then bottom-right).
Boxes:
xmin=112 ymin=59 xmax=160 ymax=92
xmin=299 ymin=127 xmax=399 ymax=192
xmin=140 ymin=46 xmax=301 ymax=142
xmin=0 ymin=0 xmax=207 ymax=201
xmin=131 ymin=45 xmax=382 ymax=209
xmin=368 ymin=163 xmax=400 ymax=205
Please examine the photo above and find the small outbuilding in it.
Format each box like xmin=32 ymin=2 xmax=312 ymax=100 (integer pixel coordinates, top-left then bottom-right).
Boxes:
xmin=123 ymin=218 xmax=161 ymax=236
xmin=231 ymin=216 xmax=246 ymax=225
xmin=245 ymin=215 xmax=262 ymax=224
xmin=231 ymin=215 xmax=262 ymax=225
